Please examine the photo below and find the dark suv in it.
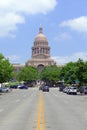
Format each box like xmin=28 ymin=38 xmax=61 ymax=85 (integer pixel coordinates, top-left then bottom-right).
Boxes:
xmin=79 ymin=86 xmax=87 ymax=94
xmin=42 ymin=86 xmax=49 ymax=92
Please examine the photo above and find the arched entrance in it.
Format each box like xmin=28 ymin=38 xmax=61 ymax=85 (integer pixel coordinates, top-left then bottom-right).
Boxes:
xmin=37 ymin=64 xmax=44 ymax=73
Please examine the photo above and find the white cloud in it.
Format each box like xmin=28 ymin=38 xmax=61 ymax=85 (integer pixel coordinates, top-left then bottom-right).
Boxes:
xmin=0 ymin=0 xmax=57 ymax=14
xmin=52 ymin=52 xmax=87 ymax=65
xmin=0 ymin=13 xmax=25 ymax=37
xmin=54 ymin=32 xmax=72 ymax=41
xmin=60 ymin=16 xmax=87 ymax=33
xmin=7 ymin=55 xmax=21 ymax=63
xmin=0 ymin=0 xmax=57 ymax=37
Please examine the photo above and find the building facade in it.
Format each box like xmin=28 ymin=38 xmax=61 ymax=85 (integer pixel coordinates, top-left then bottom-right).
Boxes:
xmin=12 ymin=63 xmax=24 ymax=73
xmin=26 ymin=26 xmax=56 ymax=72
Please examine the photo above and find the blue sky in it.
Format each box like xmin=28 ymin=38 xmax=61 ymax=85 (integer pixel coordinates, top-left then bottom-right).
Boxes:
xmin=0 ymin=0 xmax=87 ymax=65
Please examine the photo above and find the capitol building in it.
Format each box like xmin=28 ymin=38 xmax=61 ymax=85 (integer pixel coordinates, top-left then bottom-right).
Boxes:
xmin=13 ymin=26 xmax=56 ymax=73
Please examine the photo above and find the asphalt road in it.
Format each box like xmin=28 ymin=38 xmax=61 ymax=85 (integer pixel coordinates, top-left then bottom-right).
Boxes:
xmin=0 ymin=88 xmax=87 ymax=130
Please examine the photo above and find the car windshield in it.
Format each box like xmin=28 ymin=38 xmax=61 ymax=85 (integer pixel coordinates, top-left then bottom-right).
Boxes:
xmin=45 ymin=86 xmax=48 ymax=88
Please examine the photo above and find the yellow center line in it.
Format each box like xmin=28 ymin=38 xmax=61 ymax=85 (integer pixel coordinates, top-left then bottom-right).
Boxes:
xmin=36 ymin=91 xmax=46 ymax=130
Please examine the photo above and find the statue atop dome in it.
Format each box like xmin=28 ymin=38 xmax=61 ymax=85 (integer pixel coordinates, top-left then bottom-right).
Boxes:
xmin=39 ymin=25 xmax=43 ymax=33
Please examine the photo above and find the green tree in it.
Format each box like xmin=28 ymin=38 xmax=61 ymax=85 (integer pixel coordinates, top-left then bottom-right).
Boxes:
xmin=60 ymin=62 xmax=77 ymax=84
xmin=0 ymin=53 xmax=14 ymax=83
xmin=40 ymin=65 xmax=61 ymax=86
xmin=17 ymin=66 xmax=38 ymax=82
xmin=60 ymin=59 xmax=87 ymax=86
xmin=82 ymin=61 xmax=87 ymax=84
xmin=75 ymin=59 xmax=87 ymax=86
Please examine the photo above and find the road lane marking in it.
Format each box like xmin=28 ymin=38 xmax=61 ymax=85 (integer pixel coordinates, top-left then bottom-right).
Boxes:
xmin=36 ymin=91 xmax=46 ymax=130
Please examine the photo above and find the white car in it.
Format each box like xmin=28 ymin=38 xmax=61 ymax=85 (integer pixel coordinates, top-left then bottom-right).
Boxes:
xmin=1 ymin=87 xmax=10 ymax=93
xmin=67 ymin=86 xmax=77 ymax=95
xmin=63 ymin=87 xmax=69 ymax=93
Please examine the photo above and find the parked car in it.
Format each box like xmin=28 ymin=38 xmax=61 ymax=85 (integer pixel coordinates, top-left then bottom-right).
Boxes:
xmin=59 ymin=85 xmax=65 ymax=92
xmin=63 ymin=87 xmax=69 ymax=93
xmin=1 ymin=87 xmax=10 ymax=93
xmin=67 ymin=86 xmax=77 ymax=95
xmin=0 ymin=87 xmax=2 ymax=93
xmin=42 ymin=86 xmax=49 ymax=92
xmin=79 ymin=86 xmax=87 ymax=94
xmin=10 ymin=85 xmax=18 ymax=89
xmin=18 ymin=85 xmax=28 ymax=89
xmin=83 ymin=87 xmax=87 ymax=94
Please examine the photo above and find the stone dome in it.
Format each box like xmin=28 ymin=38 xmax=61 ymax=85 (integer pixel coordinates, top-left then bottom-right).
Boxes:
xmin=34 ymin=26 xmax=48 ymax=42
